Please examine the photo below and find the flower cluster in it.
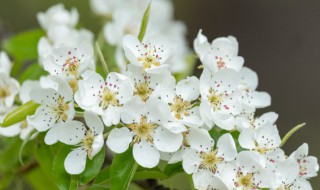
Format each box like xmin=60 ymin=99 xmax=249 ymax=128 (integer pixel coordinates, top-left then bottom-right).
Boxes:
xmin=0 ymin=2 xmax=318 ymax=190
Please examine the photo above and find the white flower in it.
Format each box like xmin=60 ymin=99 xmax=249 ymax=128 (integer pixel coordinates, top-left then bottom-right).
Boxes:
xmin=107 ymin=97 xmax=183 ymax=168
xmin=0 ymin=80 xmax=40 ymax=140
xmin=27 ymin=76 xmax=74 ymax=145
xmin=236 ymin=111 xmax=278 ymax=131
xmin=182 ymin=133 xmax=237 ymax=189
xmin=289 ymin=143 xmax=319 ymax=179
xmin=271 ymin=158 xmax=300 ymax=189
xmin=220 ymin=151 xmax=276 ymax=189
xmin=161 ymin=127 xmax=214 ymax=164
xmin=239 ymin=123 xmax=281 ymax=156
xmin=90 ymin=0 xmax=122 ymax=16
xmin=123 ymin=35 xmax=176 ymax=74
xmin=75 ymin=70 xmax=133 ymax=126
xmin=37 ymin=4 xmax=79 ymax=31
xmin=125 ymin=65 xmax=172 ymax=102
xmin=0 ymin=73 xmax=19 ymax=113
xmin=160 ymin=76 xmax=203 ymax=133
xmin=57 ymin=111 xmax=104 ymax=174
xmin=199 ymin=69 xmax=241 ymax=130
xmin=194 ymin=29 xmax=244 ymax=73
xmin=42 ymin=43 xmax=94 ymax=80
xmin=0 ymin=51 xmax=12 ymax=75
xmin=238 ymin=67 xmax=271 ymax=113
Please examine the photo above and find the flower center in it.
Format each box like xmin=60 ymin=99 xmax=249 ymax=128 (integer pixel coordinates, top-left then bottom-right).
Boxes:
xmin=134 ymin=82 xmax=153 ymax=102
xmin=207 ymin=88 xmax=222 ymax=110
xmin=128 ymin=116 xmax=157 ymax=143
xmin=170 ymin=96 xmax=192 ymax=120
xmin=53 ymin=96 xmax=69 ymax=123
xmin=199 ymin=150 xmax=224 ymax=173
xmin=0 ymin=85 xmax=10 ymax=99
xmin=82 ymin=130 xmax=94 ymax=159
xmin=100 ymin=87 xmax=119 ymax=109
xmin=137 ymin=44 xmax=161 ymax=70
xmin=297 ymin=159 xmax=308 ymax=177
xmin=235 ymin=172 xmax=256 ymax=189
xmin=62 ymin=55 xmax=80 ymax=77
xmin=21 ymin=120 xmax=29 ymax=129
xmin=215 ymin=56 xmax=226 ymax=70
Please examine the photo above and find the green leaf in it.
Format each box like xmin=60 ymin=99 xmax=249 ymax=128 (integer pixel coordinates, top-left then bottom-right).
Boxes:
xmin=164 ymin=162 xmax=184 ymax=178
xmin=1 ymin=100 xmax=39 ymax=127
xmin=87 ymin=184 xmax=109 ymax=190
xmin=52 ymin=145 xmax=72 ymax=190
xmin=95 ymin=42 xmax=109 ymax=76
xmin=110 ymin=147 xmax=138 ymax=190
xmin=76 ymin=147 xmax=106 ymax=184
xmin=208 ymin=127 xmax=220 ymax=142
xmin=138 ymin=2 xmax=151 ymax=42
xmin=34 ymin=139 xmax=56 ymax=181
xmin=2 ymin=29 xmax=45 ymax=76
xmin=0 ymin=137 xmax=22 ymax=172
xmin=25 ymin=167 xmax=59 ymax=190
xmin=19 ymin=63 xmax=47 ymax=83
xmin=133 ymin=167 xmax=167 ymax=180
xmin=280 ymin=123 xmax=306 ymax=147
xmin=69 ymin=178 xmax=78 ymax=190
xmin=94 ymin=166 xmax=111 ymax=185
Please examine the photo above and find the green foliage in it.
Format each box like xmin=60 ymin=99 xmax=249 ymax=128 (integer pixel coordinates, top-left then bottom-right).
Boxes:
xmin=76 ymin=147 xmax=106 ymax=184
xmin=110 ymin=147 xmax=138 ymax=190
xmin=94 ymin=166 xmax=111 ymax=185
xmin=1 ymin=100 xmax=40 ymax=127
xmin=133 ymin=167 xmax=167 ymax=180
xmin=2 ymin=29 xmax=45 ymax=76
xmin=164 ymin=162 xmax=184 ymax=178
xmin=19 ymin=63 xmax=47 ymax=83
xmin=138 ymin=2 xmax=152 ymax=42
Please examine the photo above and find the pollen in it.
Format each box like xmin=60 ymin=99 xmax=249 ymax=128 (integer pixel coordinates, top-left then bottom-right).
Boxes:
xmin=207 ymin=88 xmax=222 ymax=111
xmin=134 ymin=82 xmax=153 ymax=102
xmin=235 ymin=172 xmax=256 ymax=189
xmin=62 ymin=56 xmax=80 ymax=77
xmin=82 ymin=130 xmax=95 ymax=159
xmin=199 ymin=150 xmax=224 ymax=173
xmin=170 ymin=96 xmax=192 ymax=120
xmin=0 ymin=84 xmax=11 ymax=99
xmin=127 ymin=116 xmax=157 ymax=144
xmin=53 ymin=96 xmax=70 ymax=123
xmin=137 ymin=43 xmax=162 ymax=70
xmin=99 ymin=87 xmax=119 ymax=109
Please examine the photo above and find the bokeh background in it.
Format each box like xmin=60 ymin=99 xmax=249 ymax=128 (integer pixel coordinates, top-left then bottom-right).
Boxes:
xmin=0 ymin=0 xmax=319 ymax=188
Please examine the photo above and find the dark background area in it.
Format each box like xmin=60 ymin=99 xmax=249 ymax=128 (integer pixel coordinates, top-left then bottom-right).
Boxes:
xmin=0 ymin=0 xmax=319 ymax=188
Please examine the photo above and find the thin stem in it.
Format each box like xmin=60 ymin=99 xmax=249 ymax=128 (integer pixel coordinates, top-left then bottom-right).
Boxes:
xmin=95 ymin=41 xmax=109 ymax=75
xmin=280 ymin=122 xmax=306 ymax=147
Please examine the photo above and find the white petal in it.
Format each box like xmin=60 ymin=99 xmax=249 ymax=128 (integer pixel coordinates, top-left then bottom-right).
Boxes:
xmin=90 ymin=133 xmax=104 ymax=158
xmin=30 ymin=88 xmax=58 ymax=105
xmin=217 ymin=133 xmax=237 ymax=161
xmin=106 ymin=127 xmax=133 ymax=154
xmin=0 ymin=124 xmax=21 ymax=137
xmin=27 ymin=105 xmax=57 ymax=132
xmin=238 ymin=128 xmax=256 ymax=149
xmin=290 ymin=143 xmax=309 ymax=160
xmin=251 ymin=91 xmax=271 ymax=108
xmin=187 ymin=128 xmax=214 ymax=152
xmin=275 ymin=158 xmax=299 ymax=185
xmin=153 ymin=127 xmax=183 ymax=153
xmin=162 ymin=122 xmax=187 ymax=133
xmin=176 ymin=76 xmax=199 ymax=101
xmin=192 ymin=170 xmax=215 ymax=189
xmin=57 ymin=121 xmax=86 ymax=145
xmin=121 ymin=96 xmax=145 ymax=124
xmin=19 ymin=80 xmax=40 ymax=104
xmin=64 ymin=148 xmax=87 ymax=175
xmin=236 ymin=151 xmax=266 ymax=173
xmin=133 ymin=140 xmax=160 ymax=168
xmin=102 ymin=106 xmax=121 ymax=127
xmin=291 ymin=178 xmax=312 ymax=190
xmin=182 ymin=149 xmax=202 ymax=174
xmin=44 ymin=125 xmax=59 ymax=145
xmin=84 ymin=111 xmax=104 ymax=134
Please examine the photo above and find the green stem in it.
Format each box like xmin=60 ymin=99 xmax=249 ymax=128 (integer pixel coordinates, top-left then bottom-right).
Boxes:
xmin=280 ymin=123 xmax=306 ymax=147
xmin=95 ymin=41 xmax=109 ymax=75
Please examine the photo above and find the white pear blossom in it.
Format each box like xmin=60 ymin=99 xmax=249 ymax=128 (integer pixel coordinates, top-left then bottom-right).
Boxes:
xmin=90 ymin=0 xmax=122 ymax=17
xmin=0 ymin=51 xmax=12 ymax=75
xmin=220 ymin=151 xmax=276 ymax=189
xmin=239 ymin=123 xmax=281 ymax=156
xmin=160 ymin=76 xmax=203 ymax=133
xmin=271 ymin=158 xmax=300 ymax=190
xmin=27 ymin=76 xmax=74 ymax=145
xmin=37 ymin=4 xmax=79 ymax=31
xmin=236 ymin=111 xmax=278 ymax=131
xmin=125 ymin=65 xmax=172 ymax=102
xmin=194 ymin=29 xmax=244 ymax=73
xmin=0 ymin=72 xmax=19 ymax=113
xmin=42 ymin=43 xmax=94 ymax=81
xmin=75 ymin=70 xmax=133 ymax=126
xmin=199 ymin=69 xmax=241 ymax=130
xmin=57 ymin=111 xmax=104 ymax=174
xmin=289 ymin=143 xmax=319 ymax=179
xmin=182 ymin=133 xmax=237 ymax=189
xmin=123 ymin=35 xmax=176 ymax=74
xmin=238 ymin=67 xmax=271 ymax=113
xmin=107 ymin=97 xmax=183 ymax=168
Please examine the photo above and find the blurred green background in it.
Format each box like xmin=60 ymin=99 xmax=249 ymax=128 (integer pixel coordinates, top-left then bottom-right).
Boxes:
xmin=0 ymin=0 xmax=319 ymax=189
